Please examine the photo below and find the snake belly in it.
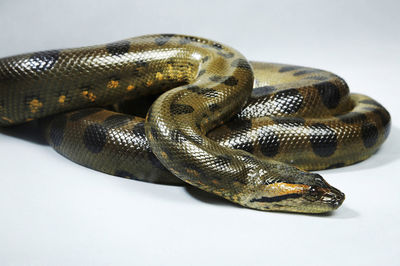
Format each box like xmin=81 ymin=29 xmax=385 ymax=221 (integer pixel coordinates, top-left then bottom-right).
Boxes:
xmin=0 ymin=34 xmax=391 ymax=213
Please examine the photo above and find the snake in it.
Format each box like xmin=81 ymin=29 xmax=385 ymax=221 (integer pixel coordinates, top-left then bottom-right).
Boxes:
xmin=0 ymin=34 xmax=391 ymax=213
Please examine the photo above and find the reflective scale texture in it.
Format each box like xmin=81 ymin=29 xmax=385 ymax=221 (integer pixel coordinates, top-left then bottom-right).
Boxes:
xmin=0 ymin=34 xmax=391 ymax=213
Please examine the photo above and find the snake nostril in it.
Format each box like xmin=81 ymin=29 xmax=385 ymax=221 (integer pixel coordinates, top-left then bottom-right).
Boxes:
xmin=326 ymin=190 xmax=345 ymax=209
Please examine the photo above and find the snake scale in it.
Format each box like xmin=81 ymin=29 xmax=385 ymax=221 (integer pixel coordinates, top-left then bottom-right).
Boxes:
xmin=0 ymin=34 xmax=391 ymax=213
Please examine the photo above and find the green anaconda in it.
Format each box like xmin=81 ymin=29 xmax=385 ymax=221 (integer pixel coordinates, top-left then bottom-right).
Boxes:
xmin=0 ymin=34 xmax=391 ymax=213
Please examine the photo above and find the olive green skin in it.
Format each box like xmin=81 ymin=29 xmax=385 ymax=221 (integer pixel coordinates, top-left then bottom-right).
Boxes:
xmin=0 ymin=34 xmax=391 ymax=213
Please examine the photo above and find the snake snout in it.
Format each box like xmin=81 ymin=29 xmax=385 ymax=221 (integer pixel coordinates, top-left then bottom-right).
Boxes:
xmin=322 ymin=186 xmax=345 ymax=209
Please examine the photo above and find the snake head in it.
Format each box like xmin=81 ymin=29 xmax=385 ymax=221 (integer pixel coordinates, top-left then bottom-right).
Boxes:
xmin=243 ymin=172 xmax=345 ymax=213
xmin=297 ymin=182 xmax=345 ymax=213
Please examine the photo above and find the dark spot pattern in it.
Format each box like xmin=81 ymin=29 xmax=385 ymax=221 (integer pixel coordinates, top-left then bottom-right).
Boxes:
xmin=106 ymin=40 xmax=131 ymax=56
xmin=150 ymin=127 xmax=159 ymax=140
xmin=361 ymin=123 xmax=378 ymax=148
xmin=293 ymin=69 xmax=319 ymax=76
xmin=338 ymin=112 xmax=367 ymax=124
xmin=217 ymin=51 xmax=234 ymax=58
xmin=209 ymin=75 xmax=223 ymax=83
xmin=212 ymin=43 xmax=223 ymax=49
xmin=259 ymin=130 xmax=280 ymax=157
xmin=154 ymin=34 xmax=175 ymax=46
xmin=272 ymin=116 xmax=305 ymax=125
xmin=250 ymin=193 xmax=302 ymax=203
xmin=187 ymin=86 xmax=219 ymax=97
xmin=103 ymin=114 xmax=131 ymax=128
xmin=374 ymin=110 xmax=390 ymax=126
xmin=372 ymin=109 xmax=391 ymax=138
xmin=309 ymin=123 xmax=338 ymax=157
xmin=132 ymin=122 xmax=145 ymax=136
xmin=83 ymin=123 xmax=108 ymax=153
xmin=315 ymin=82 xmax=341 ymax=109
xmin=179 ymin=36 xmax=199 ymax=44
xmin=208 ymin=103 xmax=220 ymax=112
xmin=226 ymin=118 xmax=252 ymax=132
xmin=188 ymin=133 xmax=204 ymax=145
xmin=69 ymin=108 xmax=103 ymax=121
xmin=231 ymin=141 xmax=254 ymax=153
xmin=197 ymin=69 xmax=206 ymax=77
xmin=49 ymin=115 xmax=67 ymax=147
xmin=170 ymin=103 xmax=195 ymax=115
xmin=223 ymin=76 xmax=238 ymax=86
xmin=279 ymin=65 xmax=302 ymax=72
xmin=251 ymin=86 xmax=276 ymax=98
xmin=209 ymin=76 xmax=238 ymax=86
xmin=170 ymin=129 xmax=187 ymax=143
xmin=274 ymin=89 xmax=304 ymax=114
xmin=202 ymin=56 xmax=209 ymax=63
xmin=215 ymin=155 xmax=233 ymax=166
xmin=231 ymin=59 xmax=252 ymax=70
xmin=362 ymin=107 xmax=390 ymax=130
xmin=28 ymin=50 xmax=60 ymax=71
xmin=170 ymin=128 xmax=204 ymax=145
xmin=12 ymin=35 xmax=390 ymax=202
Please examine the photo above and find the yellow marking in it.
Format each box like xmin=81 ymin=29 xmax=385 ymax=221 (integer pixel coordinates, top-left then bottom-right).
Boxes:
xmin=161 ymin=151 xmax=168 ymax=159
xmin=265 ymin=182 xmax=308 ymax=197
xmin=146 ymin=80 xmax=153 ymax=87
xmin=156 ymin=72 xmax=163 ymax=81
xmin=88 ymin=93 xmax=96 ymax=102
xmin=167 ymin=64 xmax=174 ymax=78
xmin=58 ymin=95 xmax=66 ymax=104
xmin=126 ymin=84 xmax=135 ymax=91
xmin=29 ymin=99 xmax=43 ymax=113
xmin=25 ymin=118 xmax=34 ymax=122
xmin=82 ymin=91 xmax=96 ymax=102
xmin=1 ymin=116 xmax=13 ymax=123
xmin=107 ymin=79 xmax=120 ymax=89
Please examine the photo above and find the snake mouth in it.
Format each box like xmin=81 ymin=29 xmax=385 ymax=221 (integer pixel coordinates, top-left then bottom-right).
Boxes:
xmin=321 ymin=186 xmax=345 ymax=209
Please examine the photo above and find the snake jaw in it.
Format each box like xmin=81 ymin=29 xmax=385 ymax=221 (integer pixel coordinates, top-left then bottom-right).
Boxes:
xmin=318 ymin=186 xmax=345 ymax=210
xmin=241 ymin=179 xmax=345 ymax=213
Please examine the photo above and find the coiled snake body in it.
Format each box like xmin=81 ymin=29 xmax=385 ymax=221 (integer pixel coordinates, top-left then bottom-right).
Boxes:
xmin=0 ymin=34 xmax=391 ymax=213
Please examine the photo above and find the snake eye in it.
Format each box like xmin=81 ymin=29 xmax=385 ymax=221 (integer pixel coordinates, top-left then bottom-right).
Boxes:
xmin=308 ymin=186 xmax=320 ymax=200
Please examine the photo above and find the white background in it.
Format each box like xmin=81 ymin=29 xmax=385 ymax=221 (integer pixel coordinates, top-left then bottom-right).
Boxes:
xmin=1 ymin=0 xmax=399 ymax=265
